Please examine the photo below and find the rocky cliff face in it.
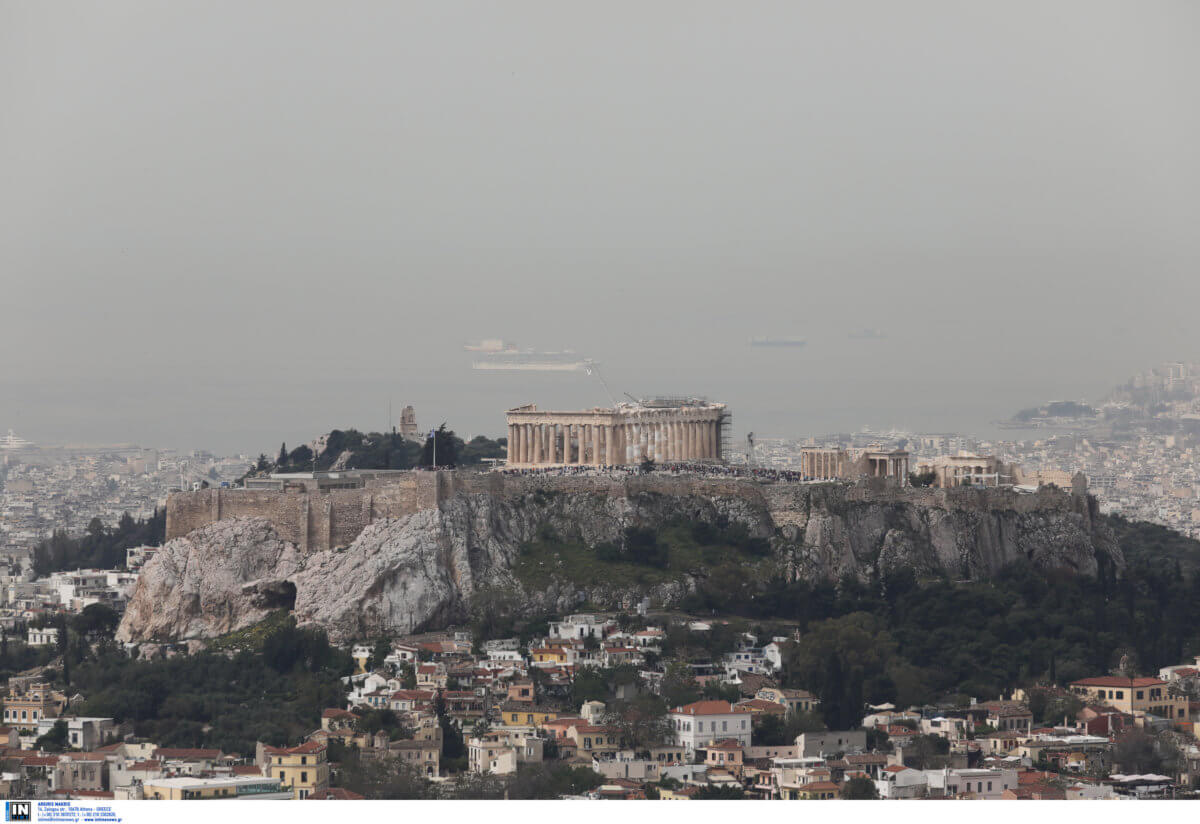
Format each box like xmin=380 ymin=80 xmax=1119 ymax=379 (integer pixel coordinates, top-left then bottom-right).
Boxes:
xmin=115 ymin=518 xmax=303 ymax=643
xmin=117 ymin=482 xmax=1121 ymax=645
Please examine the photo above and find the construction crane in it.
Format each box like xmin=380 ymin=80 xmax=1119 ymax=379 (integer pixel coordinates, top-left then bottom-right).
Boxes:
xmin=583 ymin=362 xmax=621 ymax=407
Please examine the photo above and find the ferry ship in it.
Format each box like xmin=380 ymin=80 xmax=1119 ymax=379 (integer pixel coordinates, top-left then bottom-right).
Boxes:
xmin=472 ymin=352 xmax=595 ymax=372
xmin=0 ymin=429 xmax=34 ymax=450
xmin=748 ymin=336 xmax=807 ymax=348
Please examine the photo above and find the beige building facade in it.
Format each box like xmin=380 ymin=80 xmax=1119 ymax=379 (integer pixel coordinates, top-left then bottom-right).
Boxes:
xmin=800 ymin=446 xmax=910 ymax=482
xmin=915 ymin=454 xmax=1009 ymax=487
xmin=505 ymin=400 xmax=726 ymax=467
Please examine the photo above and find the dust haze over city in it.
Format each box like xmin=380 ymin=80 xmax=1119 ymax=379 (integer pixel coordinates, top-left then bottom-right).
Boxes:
xmin=9 ymin=2 xmax=1200 ymax=809
xmin=3 ymin=1 xmax=1199 ymax=456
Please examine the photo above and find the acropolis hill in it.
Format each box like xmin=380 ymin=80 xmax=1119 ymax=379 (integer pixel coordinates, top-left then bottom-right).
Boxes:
xmin=123 ymin=470 xmax=1122 ymax=644
xmin=166 ymin=470 xmax=1100 ymax=554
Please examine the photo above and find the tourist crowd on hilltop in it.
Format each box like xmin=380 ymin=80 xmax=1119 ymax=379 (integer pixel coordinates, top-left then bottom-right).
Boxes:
xmin=498 ymin=462 xmax=806 ymax=483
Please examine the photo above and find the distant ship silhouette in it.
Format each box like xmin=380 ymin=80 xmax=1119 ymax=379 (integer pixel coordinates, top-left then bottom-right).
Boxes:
xmin=748 ymin=336 xmax=806 ymax=347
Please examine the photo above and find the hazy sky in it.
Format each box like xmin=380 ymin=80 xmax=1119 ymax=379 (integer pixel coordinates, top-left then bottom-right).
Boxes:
xmin=2 ymin=2 xmax=1198 ymax=454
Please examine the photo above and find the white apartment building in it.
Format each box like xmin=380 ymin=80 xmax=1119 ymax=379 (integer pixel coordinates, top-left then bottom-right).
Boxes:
xmin=667 ymin=701 xmax=752 ymax=757
xmin=925 ymin=767 xmax=1017 ymax=799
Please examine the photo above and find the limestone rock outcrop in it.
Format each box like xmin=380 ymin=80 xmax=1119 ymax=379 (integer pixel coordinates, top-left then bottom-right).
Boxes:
xmin=117 ymin=480 xmax=1122 ymax=645
xmin=115 ymin=518 xmax=303 ymax=642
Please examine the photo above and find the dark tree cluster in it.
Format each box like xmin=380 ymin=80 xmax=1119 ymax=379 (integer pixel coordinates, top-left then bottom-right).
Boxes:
xmin=269 ymin=426 xmax=506 ymax=474
xmin=33 ymin=510 xmax=165 ymax=575
xmin=68 ymin=618 xmax=351 ymax=755
xmin=755 ymin=557 xmax=1200 ymax=716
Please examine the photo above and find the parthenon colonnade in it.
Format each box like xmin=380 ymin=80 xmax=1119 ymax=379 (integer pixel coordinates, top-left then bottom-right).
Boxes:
xmin=505 ymin=401 xmax=726 ymax=467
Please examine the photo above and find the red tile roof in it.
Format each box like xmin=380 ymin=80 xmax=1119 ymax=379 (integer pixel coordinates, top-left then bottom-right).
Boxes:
xmin=306 ymin=787 xmax=364 ymax=800
xmin=21 ymin=756 xmax=60 ymax=767
xmin=322 ymin=709 xmax=359 ymax=719
xmin=152 ymin=748 xmax=222 ymax=760
xmin=673 ymin=700 xmax=744 ymax=716
xmin=735 ymin=699 xmax=786 ymax=714
xmin=1071 ymin=676 xmax=1166 ymax=688
xmin=264 ymin=742 xmax=326 ymax=755
xmin=706 ymin=739 xmax=744 ymax=751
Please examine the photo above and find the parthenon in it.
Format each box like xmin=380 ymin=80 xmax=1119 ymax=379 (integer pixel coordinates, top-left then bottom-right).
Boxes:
xmin=505 ymin=399 xmax=727 ymax=467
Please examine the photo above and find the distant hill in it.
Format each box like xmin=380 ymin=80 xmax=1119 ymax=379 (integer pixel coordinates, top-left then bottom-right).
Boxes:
xmin=1011 ymin=400 xmax=1097 ymax=422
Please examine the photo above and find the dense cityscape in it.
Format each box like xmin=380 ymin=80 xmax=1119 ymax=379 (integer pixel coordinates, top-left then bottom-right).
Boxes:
xmin=5 ymin=4 xmax=1197 ymax=815
xmin=0 ymin=362 xmax=1197 ymax=800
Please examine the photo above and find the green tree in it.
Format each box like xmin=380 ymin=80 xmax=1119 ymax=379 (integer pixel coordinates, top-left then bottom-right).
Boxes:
xmin=72 ymin=604 xmax=120 ymax=640
xmin=570 ymin=666 xmax=610 ymax=705
xmin=420 ymin=424 xmax=461 ymax=468
xmin=288 ymin=444 xmax=313 ymax=468
xmin=367 ymin=638 xmax=392 ymax=671
xmin=660 ymin=660 xmax=701 ymax=708
xmin=399 ymin=662 xmax=416 ymax=690
xmin=783 ymin=612 xmax=896 ymax=729
xmin=603 ymin=694 xmax=670 ymax=750
xmin=902 ymin=734 xmax=950 ymax=770
xmin=1113 ymin=727 xmax=1170 ymax=774
xmin=36 ymin=720 xmax=69 ymax=752
xmin=335 ymin=749 xmax=431 ymax=799
xmin=841 ymin=776 xmax=879 ymax=799
xmin=693 ymin=784 xmax=745 ymax=799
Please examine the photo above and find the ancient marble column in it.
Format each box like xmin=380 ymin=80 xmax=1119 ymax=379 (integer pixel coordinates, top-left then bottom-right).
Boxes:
xmin=591 ymin=425 xmax=600 ymax=466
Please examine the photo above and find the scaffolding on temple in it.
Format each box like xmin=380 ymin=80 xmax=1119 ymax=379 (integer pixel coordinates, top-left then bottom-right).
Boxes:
xmin=718 ymin=409 xmax=734 ymax=463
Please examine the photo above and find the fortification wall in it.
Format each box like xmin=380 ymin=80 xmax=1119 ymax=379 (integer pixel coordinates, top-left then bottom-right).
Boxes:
xmin=166 ymin=471 xmax=1085 ymax=553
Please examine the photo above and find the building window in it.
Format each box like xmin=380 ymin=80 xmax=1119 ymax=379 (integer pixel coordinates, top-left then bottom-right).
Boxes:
xmin=301 ymin=772 xmax=307 ymax=783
